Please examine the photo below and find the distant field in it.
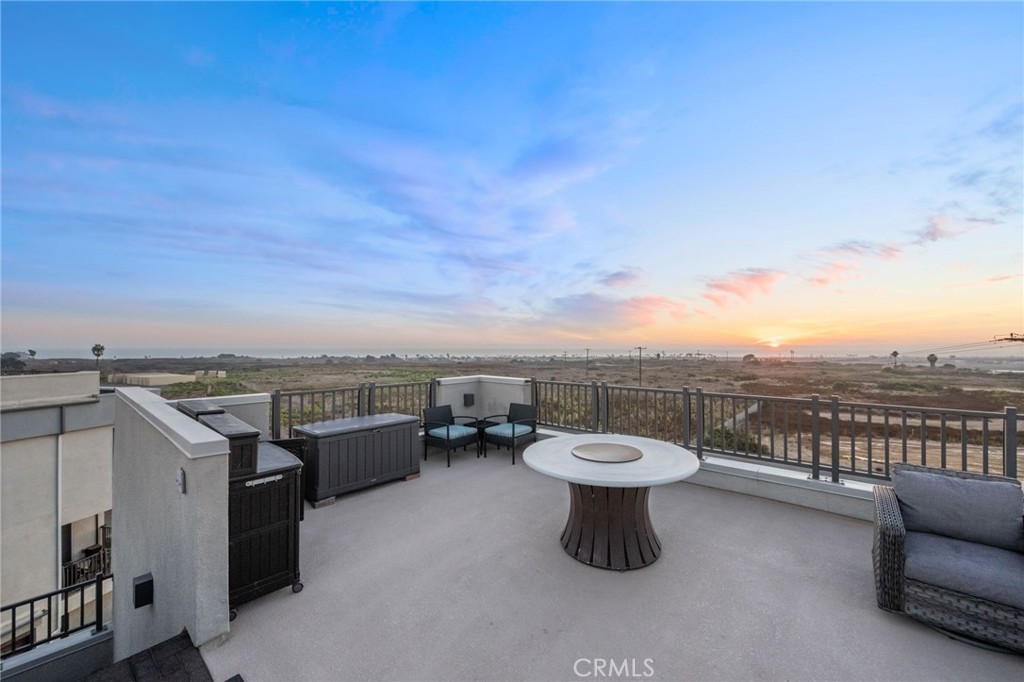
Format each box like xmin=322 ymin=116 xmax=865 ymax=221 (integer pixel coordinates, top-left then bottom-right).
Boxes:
xmin=31 ymin=354 xmax=1023 ymax=412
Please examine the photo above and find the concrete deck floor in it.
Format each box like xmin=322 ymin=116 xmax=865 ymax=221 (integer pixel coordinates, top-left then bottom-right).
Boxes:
xmin=201 ymin=445 xmax=1023 ymax=682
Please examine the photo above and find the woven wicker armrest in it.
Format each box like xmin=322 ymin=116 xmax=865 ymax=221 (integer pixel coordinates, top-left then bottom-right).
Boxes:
xmin=872 ymin=485 xmax=906 ymax=612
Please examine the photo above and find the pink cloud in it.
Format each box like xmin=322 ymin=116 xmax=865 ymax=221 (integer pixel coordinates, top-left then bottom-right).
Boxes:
xmin=624 ymin=295 xmax=687 ymax=324
xmin=807 ymin=261 xmax=857 ymax=287
xmin=702 ymin=268 xmax=784 ymax=308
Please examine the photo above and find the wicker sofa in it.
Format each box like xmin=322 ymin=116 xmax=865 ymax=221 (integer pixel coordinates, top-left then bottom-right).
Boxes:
xmin=872 ymin=463 xmax=1024 ymax=653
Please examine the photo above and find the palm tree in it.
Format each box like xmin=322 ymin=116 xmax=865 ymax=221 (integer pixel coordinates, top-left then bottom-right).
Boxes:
xmin=927 ymin=353 xmax=938 ymax=368
xmin=27 ymin=349 xmax=36 ymax=359
xmin=92 ymin=343 xmax=105 ymax=370
xmin=890 ymin=350 xmax=899 ymax=367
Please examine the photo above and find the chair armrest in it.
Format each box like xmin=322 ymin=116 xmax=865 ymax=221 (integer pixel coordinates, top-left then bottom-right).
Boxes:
xmin=872 ymin=485 xmax=906 ymax=612
xmin=453 ymin=415 xmax=477 ymax=423
xmin=481 ymin=413 xmax=509 ymax=422
xmin=423 ymin=421 xmax=449 ymax=434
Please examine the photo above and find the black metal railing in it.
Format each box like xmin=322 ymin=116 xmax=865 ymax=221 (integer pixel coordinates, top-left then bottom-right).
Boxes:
xmin=533 ymin=380 xmax=1020 ymax=482
xmin=271 ymin=381 xmax=435 ymax=438
xmin=1 ymin=573 xmax=111 ymax=660
xmin=62 ymin=547 xmax=111 ymax=588
xmin=269 ymin=377 xmax=1018 ymax=481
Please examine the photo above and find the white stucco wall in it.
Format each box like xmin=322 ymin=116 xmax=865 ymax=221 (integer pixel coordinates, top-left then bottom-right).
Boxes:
xmin=0 ymin=436 xmax=58 ymax=604
xmin=435 ymin=376 xmax=533 ymax=420
xmin=0 ymin=371 xmax=99 ymax=409
xmin=112 ymin=388 xmax=230 ymax=661
xmin=62 ymin=427 xmax=113 ymax=524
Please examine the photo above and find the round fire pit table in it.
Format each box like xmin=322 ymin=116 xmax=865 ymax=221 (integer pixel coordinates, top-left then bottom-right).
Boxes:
xmin=523 ymin=434 xmax=700 ymax=571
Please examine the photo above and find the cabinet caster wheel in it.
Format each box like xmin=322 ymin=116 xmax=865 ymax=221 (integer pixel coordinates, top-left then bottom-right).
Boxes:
xmin=292 ymin=582 xmax=304 ymax=593
xmin=229 ymin=609 xmax=237 ymax=622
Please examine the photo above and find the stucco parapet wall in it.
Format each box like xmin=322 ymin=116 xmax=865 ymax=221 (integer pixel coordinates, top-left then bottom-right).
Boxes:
xmin=688 ymin=455 xmax=875 ymax=521
xmin=116 ymin=387 xmax=228 ymax=459
xmin=436 ymin=375 xmax=530 ymax=385
xmin=0 ymin=371 xmax=100 ymax=410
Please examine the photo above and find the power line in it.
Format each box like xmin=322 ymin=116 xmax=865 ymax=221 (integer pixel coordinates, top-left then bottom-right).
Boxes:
xmin=904 ymin=334 xmax=1023 ymax=355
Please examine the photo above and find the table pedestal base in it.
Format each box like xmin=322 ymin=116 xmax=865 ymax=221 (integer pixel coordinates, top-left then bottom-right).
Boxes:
xmin=560 ymin=483 xmax=661 ymax=571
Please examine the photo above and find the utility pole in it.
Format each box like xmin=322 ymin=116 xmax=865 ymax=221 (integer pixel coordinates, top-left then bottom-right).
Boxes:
xmin=635 ymin=346 xmax=647 ymax=386
xmin=585 ymin=348 xmax=590 ymax=372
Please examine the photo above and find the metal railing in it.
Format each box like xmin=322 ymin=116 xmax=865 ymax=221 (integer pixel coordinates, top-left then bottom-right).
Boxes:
xmin=271 ymin=381 xmax=434 ymax=438
xmin=62 ymin=548 xmax=111 ymax=588
xmin=533 ymin=380 xmax=1020 ymax=482
xmin=1 ymin=573 xmax=111 ymax=660
xmin=269 ymin=377 xmax=1018 ymax=481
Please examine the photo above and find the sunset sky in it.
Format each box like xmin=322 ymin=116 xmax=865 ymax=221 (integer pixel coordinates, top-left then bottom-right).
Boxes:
xmin=2 ymin=2 xmax=1021 ymax=359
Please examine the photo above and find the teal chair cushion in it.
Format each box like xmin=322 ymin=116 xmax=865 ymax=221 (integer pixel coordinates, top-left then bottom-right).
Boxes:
xmin=485 ymin=423 xmax=534 ymax=439
xmin=427 ymin=424 xmax=477 ymax=440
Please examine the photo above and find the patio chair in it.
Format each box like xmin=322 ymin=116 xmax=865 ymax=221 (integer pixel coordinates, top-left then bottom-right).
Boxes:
xmin=423 ymin=405 xmax=479 ymax=467
xmin=481 ymin=402 xmax=537 ymax=465
xmin=872 ymin=463 xmax=1024 ymax=652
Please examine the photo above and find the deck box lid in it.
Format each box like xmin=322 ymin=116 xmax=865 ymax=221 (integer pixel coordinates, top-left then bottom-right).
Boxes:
xmin=256 ymin=441 xmax=303 ymax=474
xmin=292 ymin=412 xmax=419 ymax=437
xmin=199 ymin=412 xmax=260 ymax=439
xmin=177 ymin=399 xmax=226 ymax=419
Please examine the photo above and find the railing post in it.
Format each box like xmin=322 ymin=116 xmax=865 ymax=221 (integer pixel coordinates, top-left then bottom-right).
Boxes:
xmin=357 ymin=383 xmax=367 ymax=416
xmin=810 ymin=394 xmax=821 ymax=480
xmin=1005 ymin=406 xmax=1018 ymax=480
xmin=682 ymin=387 xmax=691 ymax=447
xmin=530 ymin=377 xmax=538 ymax=406
xmin=92 ymin=573 xmax=105 ymax=634
xmin=428 ymin=379 xmax=437 ymax=409
xmin=271 ymin=389 xmax=282 ymax=439
xmin=695 ymin=388 xmax=704 ymax=460
xmin=830 ymin=395 xmax=841 ymax=484
xmin=368 ymin=383 xmax=377 ymax=416
xmin=600 ymin=382 xmax=609 ymax=434
xmin=590 ymin=381 xmax=599 ymax=433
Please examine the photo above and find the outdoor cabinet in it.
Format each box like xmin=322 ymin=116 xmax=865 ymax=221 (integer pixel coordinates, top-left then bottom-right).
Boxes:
xmin=292 ymin=413 xmax=420 ymax=505
xmin=199 ymin=412 xmax=259 ymax=477
xmin=228 ymin=442 xmax=303 ymax=617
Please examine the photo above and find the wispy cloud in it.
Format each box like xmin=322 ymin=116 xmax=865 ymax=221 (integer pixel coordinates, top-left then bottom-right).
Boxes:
xmin=533 ymin=293 xmax=686 ymax=334
xmin=180 ymin=45 xmax=215 ymax=67
xmin=826 ymin=240 xmax=902 ymax=260
xmin=600 ymin=267 xmax=642 ymax=287
xmin=806 ymin=261 xmax=857 ymax=287
xmin=702 ymin=269 xmax=784 ymax=308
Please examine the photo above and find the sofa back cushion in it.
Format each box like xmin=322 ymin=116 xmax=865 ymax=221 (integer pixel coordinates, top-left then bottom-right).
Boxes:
xmin=891 ymin=465 xmax=1023 ymax=553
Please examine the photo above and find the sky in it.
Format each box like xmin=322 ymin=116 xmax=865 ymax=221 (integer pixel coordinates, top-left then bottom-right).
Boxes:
xmin=2 ymin=2 xmax=1022 ymax=359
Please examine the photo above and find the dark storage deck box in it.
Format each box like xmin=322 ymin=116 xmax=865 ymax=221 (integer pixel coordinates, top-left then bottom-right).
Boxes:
xmin=292 ymin=413 xmax=419 ymax=505
xmin=229 ymin=441 xmax=303 ymax=614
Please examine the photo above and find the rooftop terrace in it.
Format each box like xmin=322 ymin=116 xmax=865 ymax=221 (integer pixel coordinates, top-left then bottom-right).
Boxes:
xmin=200 ymin=446 xmax=1022 ymax=681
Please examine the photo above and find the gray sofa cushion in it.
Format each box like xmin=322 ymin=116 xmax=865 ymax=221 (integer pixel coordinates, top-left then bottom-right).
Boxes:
xmin=891 ymin=466 xmax=1023 ymax=553
xmin=904 ymin=531 xmax=1024 ymax=609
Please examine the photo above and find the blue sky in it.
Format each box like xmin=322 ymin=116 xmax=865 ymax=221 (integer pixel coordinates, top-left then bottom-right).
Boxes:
xmin=2 ymin=2 xmax=1021 ymax=358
